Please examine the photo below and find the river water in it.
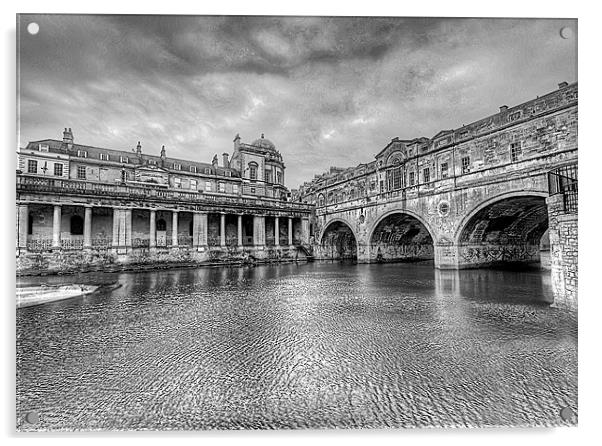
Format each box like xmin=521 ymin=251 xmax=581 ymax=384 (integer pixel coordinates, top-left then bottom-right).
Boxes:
xmin=16 ymin=262 xmax=577 ymax=430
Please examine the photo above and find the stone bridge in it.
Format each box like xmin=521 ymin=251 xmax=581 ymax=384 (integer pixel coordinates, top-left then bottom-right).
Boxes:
xmin=305 ymin=82 xmax=578 ymax=308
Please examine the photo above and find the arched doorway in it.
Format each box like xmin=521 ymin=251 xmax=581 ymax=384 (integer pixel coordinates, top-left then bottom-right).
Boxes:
xmin=369 ymin=212 xmax=434 ymax=263
xmin=318 ymin=220 xmax=357 ymax=260
xmin=456 ymin=194 xmax=548 ymax=268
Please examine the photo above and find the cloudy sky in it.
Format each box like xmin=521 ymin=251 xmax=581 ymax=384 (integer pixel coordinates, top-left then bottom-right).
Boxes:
xmin=18 ymin=15 xmax=576 ymax=187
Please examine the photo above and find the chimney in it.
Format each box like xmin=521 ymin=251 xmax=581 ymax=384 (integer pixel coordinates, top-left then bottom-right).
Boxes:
xmin=62 ymin=127 xmax=74 ymax=149
xmin=558 ymin=81 xmax=569 ymax=89
xmin=499 ymin=105 xmax=508 ymax=112
xmin=222 ymin=152 xmax=230 ymax=168
xmin=160 ymin=145 xmax=166 ymax=163
xmin=136 ymin=141 xmax=142 ymax=157
xmin=212 ymin=154 xmax=219 ymax=168
xmin=233 ymin=133 xmax=241 ymax=150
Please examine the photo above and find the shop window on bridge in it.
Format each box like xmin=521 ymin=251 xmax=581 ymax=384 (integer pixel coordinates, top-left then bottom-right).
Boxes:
xmin=510 ymin=142 xmax=522 ymax=163
xmin=70 ymin=215 xmax=84 ymax=235
xmin=440 ymin=162 xmax=449 ymax=178
xmin=423 ymin=167 xmax=430 ymax=183
xmin=156 ymin=219 xmax=166 ymax=231
xmin=461 ymin=156 xmax=471 ymax=174
xmin=27 ymin=159 xmax=37 ymax=174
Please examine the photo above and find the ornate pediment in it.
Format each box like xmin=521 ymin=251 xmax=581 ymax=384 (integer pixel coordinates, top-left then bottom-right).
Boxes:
xmin=134 ymin=164 xmax=169 ymax=185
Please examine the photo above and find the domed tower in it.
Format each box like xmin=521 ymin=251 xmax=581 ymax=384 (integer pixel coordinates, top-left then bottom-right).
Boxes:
xmin=232 ymin=133 xmax=288 ymax=200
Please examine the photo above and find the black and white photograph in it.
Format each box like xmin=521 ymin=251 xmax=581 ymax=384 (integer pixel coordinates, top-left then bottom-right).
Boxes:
xmin=14 ymin=11 xmax=579 ymax=432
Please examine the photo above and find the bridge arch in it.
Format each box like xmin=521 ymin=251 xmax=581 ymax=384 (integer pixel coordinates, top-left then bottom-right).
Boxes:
xmin=317 ymin=218 xmax=359 ymax=260
xmin=454 ymin=190 xmax=549 ymax=268
xmin=368 ymin=209 xmax=436 ymax=263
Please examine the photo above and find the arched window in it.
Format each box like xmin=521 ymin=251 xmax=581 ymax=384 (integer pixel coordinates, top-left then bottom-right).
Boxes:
xmin=70 ymin=215 xmax=84 ymax=235
xmin=248 ymin=162 xmax=258 ymax=180
xmin=318 ymin=194 xmax=325 ymax=207
xmin=156 ymin=218 xmax=166 ymax=231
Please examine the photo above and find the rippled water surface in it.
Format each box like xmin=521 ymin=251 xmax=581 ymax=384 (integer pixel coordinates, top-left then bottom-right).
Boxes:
xmin=16 ymin=262 xmax=577 ymax=430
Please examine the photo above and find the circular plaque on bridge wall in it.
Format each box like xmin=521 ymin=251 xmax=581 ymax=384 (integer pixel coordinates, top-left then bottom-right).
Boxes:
xmin=438 ymin=200 xmax=450 ymax=217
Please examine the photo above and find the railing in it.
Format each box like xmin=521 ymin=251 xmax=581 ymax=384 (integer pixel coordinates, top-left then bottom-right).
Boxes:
xmin=548 ymin=164 xmax=578 ymax=213
xmin=16 ymin=174 xmax=313 ymax=213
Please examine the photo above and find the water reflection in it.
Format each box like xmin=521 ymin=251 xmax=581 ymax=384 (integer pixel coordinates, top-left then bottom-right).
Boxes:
xmin=17 ymin=263 xmax=576 ymax=430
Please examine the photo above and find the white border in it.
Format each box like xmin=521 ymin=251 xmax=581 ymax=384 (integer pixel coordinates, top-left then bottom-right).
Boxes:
xmin=2 ymin=1 xmax=598 ymax=445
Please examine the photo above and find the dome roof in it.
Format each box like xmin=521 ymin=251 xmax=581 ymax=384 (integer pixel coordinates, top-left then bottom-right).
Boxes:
xmin=251 ymin=133 xmax=276 ymax=151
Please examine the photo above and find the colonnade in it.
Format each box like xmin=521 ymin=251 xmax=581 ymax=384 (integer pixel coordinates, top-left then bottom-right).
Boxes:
xmin=16 ymin=203 xmax=310 ymax=253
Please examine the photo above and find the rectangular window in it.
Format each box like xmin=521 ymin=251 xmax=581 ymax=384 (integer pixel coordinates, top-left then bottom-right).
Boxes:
xmin=190 ymin=166 xmax=197 ymax=173
xmin=77 ymin=166 xmax=86 ymax=179
xmin=219 ymin=182 xmax=225 ymax=192
xmin=440 ymin=162 xmax=449 ymax=179
xmin=99 ymin=153 xmax=109 ymax=161
xmin=205 ymin=181 xmax=212 ymax=192
xmin=77 ymin=150 xmax=87 ymax=158
xmin=204 ymin=168 xmax=211 ymax=174
xmin=233 ymin=184 xmax=239 ymax=194
xmin=120 ymin=156 xmax=129 ymax=163
xmin=39 ymin=144 xmax=49 ymax=152
xmin=265 ymin=170 xmax=272 ymax=183
xmin=173 ymin=163 xmax=181 ymax=170
xmin=461 ymin=156 xmax=471 ymax=174
xmin=409 ymin=172 xmax=415 ymax=186
xmin=250 ymin=166 xmax=257 ymax=180
xmin=174 ymin=177 xmax=181 ymax=188
xmin=27 ymin=159 xmax=37 ymax=174
xmin=392 ymin=167 xmax=401 ymax=189
xmin=510 ymin=142 xmax=522 ymax=163
xmin=54 ymin=163 xmax=63 ymax=176
xmin=250 ymin=187 xmax=256 ymax=194
xmin=379 ymin=180 xmax=384 ymax=193
xmin=225 ymin=170 xmax=231 ymax=177
xmin=190 ymin=179 xmax=197 ymax=190
xmin=423 ymin=167 xmax=430 ymax=183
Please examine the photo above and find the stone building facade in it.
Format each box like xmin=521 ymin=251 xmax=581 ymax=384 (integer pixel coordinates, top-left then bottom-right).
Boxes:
xmin=296 ymin=82 xmax=578 ymax=309
xmin=16 ymin=131 xmax=313 ymax=274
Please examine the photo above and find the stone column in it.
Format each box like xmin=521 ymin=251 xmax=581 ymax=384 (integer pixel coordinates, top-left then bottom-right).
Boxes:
xmin=301 ymin=218 xmax=310 ymax=245
xmin=52 ymin=205 xmax=62 ymax=249
xmin=125 ymin=209 xmax=132 ymax=249
xmin=253 ymin=215 xmax=265 ymax=247
xmin=83 ymin=206 xmax=93 ymax=248
xmin=237 ymin=214 xmax=243 ymax=247
xmin=288 ymin=217 xmax=293 ymax=246
xmin=220 ymin=213 xmax=226 ymax=247
xmin=149 ymin=210 xmax=156 ymax=249
xmin=17 ymin=204 xmax=29 ymax=252
xmin=193 ymin=212 xmax=208 ymax=249
xmin=274 ymin=216 xmax=280 ymax=246
xmin=112 ymin=208 xmax=119 ymax=248
xmin=172 ymin=211 xmax=179 ymax=247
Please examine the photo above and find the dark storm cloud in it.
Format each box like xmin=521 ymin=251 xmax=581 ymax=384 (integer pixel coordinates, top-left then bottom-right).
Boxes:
xmin=17 ymin=15 xmax=577 ymax=187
